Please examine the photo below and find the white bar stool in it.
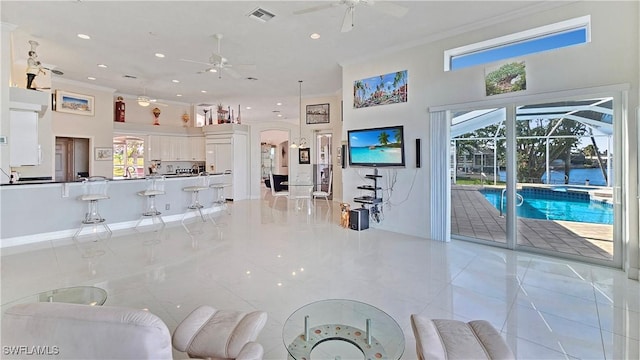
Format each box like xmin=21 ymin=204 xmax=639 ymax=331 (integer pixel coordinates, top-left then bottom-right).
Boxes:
xmin=135 ymin=175 xmax=166 ymax=230
xmin=181 ymin=173 xmax=211 ymax=226
xmin=73 ymin=176 xmax=111 ymax=239
xmin=210 ymin=182 xmax=231 ymax=215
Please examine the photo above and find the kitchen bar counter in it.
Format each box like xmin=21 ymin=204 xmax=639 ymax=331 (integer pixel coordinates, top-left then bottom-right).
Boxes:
xmin=0 ymin=173 xmax=229 ymax=248
xmin=1 ymin=172 xmax=227 ymax=186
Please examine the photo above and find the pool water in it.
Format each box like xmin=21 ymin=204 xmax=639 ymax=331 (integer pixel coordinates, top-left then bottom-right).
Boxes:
xmin=480 ymin=189 xmax=613 ymax=225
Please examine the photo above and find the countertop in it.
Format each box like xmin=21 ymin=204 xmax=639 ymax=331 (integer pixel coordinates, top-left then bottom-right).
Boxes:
xmin=1 ymin=172 xmax=228 ymax=186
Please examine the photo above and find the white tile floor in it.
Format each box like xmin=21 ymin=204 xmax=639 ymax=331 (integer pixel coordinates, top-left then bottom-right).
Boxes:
xmin=1 ymin=198 xmax=639 ymax=359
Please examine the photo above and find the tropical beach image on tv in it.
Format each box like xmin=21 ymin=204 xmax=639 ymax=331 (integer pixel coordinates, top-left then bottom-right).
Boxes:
xmin=348 ymin=125 xmax=405 ymax=167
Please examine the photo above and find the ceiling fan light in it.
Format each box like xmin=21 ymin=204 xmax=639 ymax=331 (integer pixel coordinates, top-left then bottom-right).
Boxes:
xmin=137 ymin=97 xmax=151 ymax=107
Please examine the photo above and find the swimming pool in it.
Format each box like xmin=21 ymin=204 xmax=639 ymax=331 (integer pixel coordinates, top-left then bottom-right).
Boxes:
xmin=480 ymin=188 xmax=613 ymax=225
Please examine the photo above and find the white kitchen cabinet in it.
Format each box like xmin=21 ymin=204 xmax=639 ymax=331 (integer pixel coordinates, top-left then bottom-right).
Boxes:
xmin=148 ymin=135 xmax=204 ymax=162
xmin=148 ymin=135 xmax=162 ymax=160
xmin=204 ymin=124 xmax=249 ymax=200
xmin=10 ymin=110 xmax=40 ymax=166
xmin=189 ymin=136 xmax=205 ymax=161
xmin=171 ymin=136 xmax=189 ymax=161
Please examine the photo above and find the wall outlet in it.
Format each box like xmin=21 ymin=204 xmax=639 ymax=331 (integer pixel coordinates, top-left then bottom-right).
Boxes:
xmin=165 ymin=204 xmax=170 ymax=210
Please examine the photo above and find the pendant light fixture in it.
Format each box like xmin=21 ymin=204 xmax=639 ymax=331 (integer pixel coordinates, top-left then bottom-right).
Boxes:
xmin=291 ymin=80 xmax=307 ymax=149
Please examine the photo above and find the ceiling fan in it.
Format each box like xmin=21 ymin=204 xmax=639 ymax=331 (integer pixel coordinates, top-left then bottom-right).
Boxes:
xmin=294 ymin=0 xmax=408 ymax=33
xmin=180 ymin=34 xmax=255 ymax=79
xmin=136 ymin=87 xmax=167 ymax=107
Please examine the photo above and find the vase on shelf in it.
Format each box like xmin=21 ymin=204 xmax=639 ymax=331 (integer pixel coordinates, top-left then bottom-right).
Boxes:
xmin=152 ymin=107 xmax=161 ymax=126
xmin=182 ymin=112 xmax=190 ymax=127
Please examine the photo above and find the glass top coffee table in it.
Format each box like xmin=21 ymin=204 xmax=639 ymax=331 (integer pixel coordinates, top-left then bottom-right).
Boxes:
xmin=283 ymin=299 xmax=404 ymax=360
xmin=1 ymin=286 xmax=107 ymax=313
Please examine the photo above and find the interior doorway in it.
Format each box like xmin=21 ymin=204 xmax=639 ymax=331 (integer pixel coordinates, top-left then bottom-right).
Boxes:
xmin=260 ymin=130 xmax=289 ymax=181
xmin=314 ymin=133 xmax=332 ymax=195
xmin=55 ymin=137 xmax=89 ymax=182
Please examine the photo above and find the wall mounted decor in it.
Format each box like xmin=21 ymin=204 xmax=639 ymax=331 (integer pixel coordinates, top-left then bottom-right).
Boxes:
xmin=95 ymin=147 xmax=113 ymax=161
xmin=299 ymin=148 xmax=310 ymax=164
xmin=485 ymin=60 xmax=527 ymax=96
xmin=353 ymin=70 xmax=407 ymax=109
xmin=55 ymin=90 xmax=95 ymax=116
xmin=306 ymin=103 xmax=330 ymax=124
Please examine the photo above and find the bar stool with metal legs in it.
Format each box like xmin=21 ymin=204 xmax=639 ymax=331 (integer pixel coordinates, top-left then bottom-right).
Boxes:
xmin=73 ymin=176 xmax=112 ymax=239
xmin=210 ymin=182 xmax=232 ymax=215
xmin=135 ymin=175 xmax=166 ymax=230
xmin=181 ymin=172 xmax=211 ymax=227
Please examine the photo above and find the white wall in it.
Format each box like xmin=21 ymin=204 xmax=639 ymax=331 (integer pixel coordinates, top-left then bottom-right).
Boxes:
xmin=302 ymin=93 xmax=344 ymax=201
xmin=341 ymin=1 xmax=639 ymax=242
xmin=115 ymin=94 xmax=192 ymax=127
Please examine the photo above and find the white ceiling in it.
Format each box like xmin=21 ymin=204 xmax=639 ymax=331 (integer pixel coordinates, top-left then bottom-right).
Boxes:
xmin=1 ymin=0 xmax=561 ymax=124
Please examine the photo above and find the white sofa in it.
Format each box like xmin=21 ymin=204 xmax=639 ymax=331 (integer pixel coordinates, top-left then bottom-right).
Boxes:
xmin=410 ymin=314 xmax=515 ymax=360
xmin=2 ymin=302 xmax=267 ymax=360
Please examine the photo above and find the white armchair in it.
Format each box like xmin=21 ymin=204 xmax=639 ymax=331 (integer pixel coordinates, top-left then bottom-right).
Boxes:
xmin=2 ymin=302 xmax=267 ymax=360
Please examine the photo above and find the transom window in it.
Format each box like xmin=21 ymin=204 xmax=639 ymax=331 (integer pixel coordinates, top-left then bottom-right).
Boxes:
xmin=445 ymin=15 xmax=590 ymax=71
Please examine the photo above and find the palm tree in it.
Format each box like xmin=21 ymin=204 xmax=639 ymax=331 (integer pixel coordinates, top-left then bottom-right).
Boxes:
xmin=378 ymin=131 xmax=390 ymax=146
xmin=393 ymin=129 xmax=402 ymax=144
xmin=353 ymin=80 xmax=365 ymax=106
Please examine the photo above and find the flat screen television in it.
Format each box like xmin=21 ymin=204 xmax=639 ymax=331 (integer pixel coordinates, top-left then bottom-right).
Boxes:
xmin=347 ymin=125 xmax=405 ymax=167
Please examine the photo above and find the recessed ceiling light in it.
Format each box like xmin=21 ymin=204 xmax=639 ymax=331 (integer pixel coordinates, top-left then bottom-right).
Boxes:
xmin=277 ymin=114 xmax=283 ymax=117
xmin=77 ymin=33 xmax=91 ymax=40
xmin=172 ymin=79 xmax=180 ymax=83
xmin=245 ymin=106 xmax=252 ymax=110
xmin=310 ymin=33 xmax=321 ymax=39
xmin=201 ymin=90 xmax=207 ymax=93
xmin=97 ymin=64 xmax=107 ymax=68
xmin=176 ymin=94 xmax=182 ymax=97
xmin=276 ymin=102 xmax=282 ymax=106
xmin=208 ymin=68 xmax=217 ymax=73
xmin=155 ymin=53 xmax=165 ymax=58
xmin=87 ymin=76 xmax=96 ymax=80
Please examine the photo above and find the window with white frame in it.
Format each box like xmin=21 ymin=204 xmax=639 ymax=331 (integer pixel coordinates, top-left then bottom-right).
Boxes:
xmin=444 ymin=15 xmax=590 ymax=71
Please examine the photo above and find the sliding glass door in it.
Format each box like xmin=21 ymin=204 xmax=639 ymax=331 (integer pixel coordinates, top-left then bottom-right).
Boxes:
xmin=514 ymin=97 xmax=617 ymax=263
xmin=450 ymin=95 xmax=621 ymax=266
xmin=450 ymin=108 xmax=508 ymax=244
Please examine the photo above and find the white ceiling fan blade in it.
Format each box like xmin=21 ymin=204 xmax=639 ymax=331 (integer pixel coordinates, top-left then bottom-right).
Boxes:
xmin=235 ymin=63 xmax=257 ymax=71
xmin=222 ymin=67 xmax=242 ymax=79
xmin=293 ymin=2 xmax=340 ymax=15
xmin=180 ymin=58 xmax=213 ymax=66
xmin=341 ymin=7 xmax=355 ymax=32
xmin=364 ymin=1 xmax=408 ymax=18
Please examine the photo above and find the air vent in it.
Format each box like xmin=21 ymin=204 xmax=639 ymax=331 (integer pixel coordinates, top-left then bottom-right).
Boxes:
xmin=248 ymin=7 xmax=275 ymax=22
xmin=197 ymin=103 xmax=213 ymax=107
xmin=246 ymin=77 xmax=258 ymax=81
xmin=123 ymin=74 xmax=137 ymax=79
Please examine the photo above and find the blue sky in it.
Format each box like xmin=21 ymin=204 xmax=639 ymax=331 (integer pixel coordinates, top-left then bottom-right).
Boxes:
xmin=356 ymin=71 xmax=407 ymax=99
xmin=452 ymin=28 xmax=587 ymax=70
xmin=349 ymin=128 xmax=402 ymax=147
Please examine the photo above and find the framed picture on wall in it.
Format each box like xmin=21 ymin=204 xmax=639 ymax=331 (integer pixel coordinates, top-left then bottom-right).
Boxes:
xmin=55 ymin=90 xmax=95 ymax=116
xmin=299 ymin=148 xmax=310 ymax=164
xmin=95 ymin=147 xmax=113 ymax=161
xmin=306 ymin=103 xmax=330 ymax=124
